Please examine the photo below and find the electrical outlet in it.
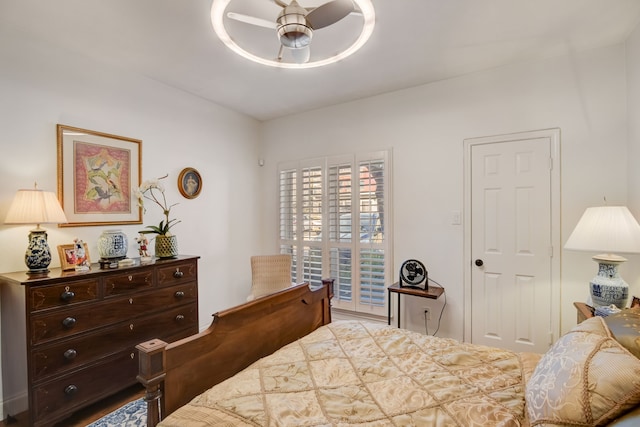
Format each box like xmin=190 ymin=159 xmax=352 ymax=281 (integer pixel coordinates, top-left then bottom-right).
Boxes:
xmin=424 ymin=308 xmax=431 ymax=320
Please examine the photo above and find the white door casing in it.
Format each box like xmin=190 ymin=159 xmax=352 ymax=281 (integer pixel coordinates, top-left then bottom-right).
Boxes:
xmin=463 ymin=129 xmax=560 ymax=354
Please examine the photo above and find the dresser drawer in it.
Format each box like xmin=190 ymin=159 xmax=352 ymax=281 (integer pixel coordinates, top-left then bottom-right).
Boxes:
xmin=31 ymin=302 xmax=198 ymax=381
xmin=157 ymin=259 xmax=197 ymax=286
xmin=32 ymin=350 xmax=139 ymax=423
xmin=29 ymin=279 xmax=99 ymax=312
xmin=103 ymin=269 xmax=154 ymax=297
xmin=30 ymin=282 xmax=197 ymax=345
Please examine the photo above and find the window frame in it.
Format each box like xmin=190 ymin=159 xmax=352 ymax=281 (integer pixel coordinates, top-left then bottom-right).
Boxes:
xmin=278 ymin=150 xmax=392 ymax=317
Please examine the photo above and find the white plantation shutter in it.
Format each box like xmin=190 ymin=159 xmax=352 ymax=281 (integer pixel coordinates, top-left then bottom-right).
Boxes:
xmin=279 ymin=168 xmax=296 ymax=241
xmin=301 ymin=165 xmax=323 ymax=283
xmin=328 ymin=162 xmax=354 ymax=308
xmin=278 ymin=151 xmax=391 ymax=316
xmin=357 ymin=158 xmax=386 ymax=311
xmin=279 ymin=168 xmax=297 ymax=279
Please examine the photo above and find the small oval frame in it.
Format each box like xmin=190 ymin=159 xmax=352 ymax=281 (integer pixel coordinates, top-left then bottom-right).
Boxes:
xmin=178 ymin=167 xmax=202 ymax=199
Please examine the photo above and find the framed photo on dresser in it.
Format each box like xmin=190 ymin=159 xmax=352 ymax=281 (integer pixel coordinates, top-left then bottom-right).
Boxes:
xmin=57 ymin=243 xmax=90 ymax=271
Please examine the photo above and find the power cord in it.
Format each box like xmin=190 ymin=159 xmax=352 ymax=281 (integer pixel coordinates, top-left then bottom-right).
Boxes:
xmin=423 ymin=277 xmax=446 ymax=336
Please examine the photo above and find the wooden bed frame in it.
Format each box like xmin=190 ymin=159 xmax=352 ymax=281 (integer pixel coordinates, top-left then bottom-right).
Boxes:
xmin=136 ymin=279 xmax=333 ymax=426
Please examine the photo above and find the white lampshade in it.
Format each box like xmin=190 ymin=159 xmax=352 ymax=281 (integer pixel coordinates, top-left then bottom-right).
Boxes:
xmin=5 ymin=189 xmax=68 ymax=225
xmin=564 ymin=206 xmax=640 ymax=255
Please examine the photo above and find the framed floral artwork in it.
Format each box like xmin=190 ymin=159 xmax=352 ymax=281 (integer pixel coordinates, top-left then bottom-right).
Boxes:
xmin=57 ymin=124 xmax=142 ymax=226
xmin=178 ymin=167 xmax=202 ymax=199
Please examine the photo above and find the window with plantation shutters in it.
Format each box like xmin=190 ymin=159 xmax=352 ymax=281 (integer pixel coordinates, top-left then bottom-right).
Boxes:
xmin=278 ymin=151 xmax=391 ymax=316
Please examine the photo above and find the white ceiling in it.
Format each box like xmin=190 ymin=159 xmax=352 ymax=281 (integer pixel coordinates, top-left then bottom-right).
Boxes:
xmin=3 ymin=0 xmax=640 ymax=121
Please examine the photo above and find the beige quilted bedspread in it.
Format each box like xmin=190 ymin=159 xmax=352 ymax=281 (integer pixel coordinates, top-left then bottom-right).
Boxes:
xmin=159 ymin=320 xmax=540 ymax=426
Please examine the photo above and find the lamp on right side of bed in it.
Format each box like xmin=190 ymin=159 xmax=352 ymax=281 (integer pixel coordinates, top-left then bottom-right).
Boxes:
xmin=564 ymin=205 xmax=640 ymax=309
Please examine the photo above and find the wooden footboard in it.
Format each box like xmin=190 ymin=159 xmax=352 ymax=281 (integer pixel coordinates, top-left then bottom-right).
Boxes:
xmin=136 ymin=279 xmax=333 ymax=426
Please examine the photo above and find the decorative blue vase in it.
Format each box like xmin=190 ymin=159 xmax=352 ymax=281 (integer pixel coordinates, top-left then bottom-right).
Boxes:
xmin=25 ymin=229 xmax=52 ymax=273
xmin=97 ymin=230 xmax=128 ymax=260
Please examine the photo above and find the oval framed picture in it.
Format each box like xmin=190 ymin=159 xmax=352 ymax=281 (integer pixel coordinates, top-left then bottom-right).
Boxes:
xmin=178 ymin=167 xmax=202 ymax=199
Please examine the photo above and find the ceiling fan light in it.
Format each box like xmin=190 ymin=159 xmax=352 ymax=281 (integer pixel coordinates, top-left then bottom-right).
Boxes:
xmin=276 ymin=5 xmax=312 ymax=49
xmin=211 ymin=0 xmax=376 ymax=69
xmin=278 ymin=24 xmax=312 ymax=48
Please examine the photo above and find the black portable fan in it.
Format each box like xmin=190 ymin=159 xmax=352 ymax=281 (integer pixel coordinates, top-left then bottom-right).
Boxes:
xmin=399 ymin=259 xmax=428 ymax=290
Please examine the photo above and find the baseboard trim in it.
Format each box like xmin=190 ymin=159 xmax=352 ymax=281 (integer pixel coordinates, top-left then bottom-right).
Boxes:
xmin=2 ymin=390 xmax=28 ymax=424
xmin=331 ymin=308 xmax=386 ymax=324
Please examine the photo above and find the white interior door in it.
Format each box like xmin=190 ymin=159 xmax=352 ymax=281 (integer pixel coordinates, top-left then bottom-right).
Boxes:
xmin=464 ymin=129 xmax=560 ymax=354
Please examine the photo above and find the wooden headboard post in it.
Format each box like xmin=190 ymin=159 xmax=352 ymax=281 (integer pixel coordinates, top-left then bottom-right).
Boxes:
xmin=136 ymin=338 xmax=168 ymax=426
xmin=137 ymin=280 xmax=333 ymax=427
xmin=321 ymin=277 xmax=334 ymax=319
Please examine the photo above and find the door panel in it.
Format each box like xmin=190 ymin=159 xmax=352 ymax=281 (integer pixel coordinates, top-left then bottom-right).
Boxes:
xmin=470 ymin=136 xmax=552 ymax=353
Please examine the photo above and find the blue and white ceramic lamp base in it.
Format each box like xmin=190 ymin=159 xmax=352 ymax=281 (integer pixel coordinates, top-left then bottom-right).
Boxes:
xmin=589 ymin=255 xmax=629 ymax=309
xmin=25 ymin=228 xmax=53 ymax=273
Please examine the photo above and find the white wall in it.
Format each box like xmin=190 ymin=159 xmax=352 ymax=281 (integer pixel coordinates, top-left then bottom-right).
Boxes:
xmin=0 ymin=28 xmax=264 ymax=320
xmin=261 ymin=43 xmax=630 ymax=340
xmin=0 ymin=25 xmax=262 ymax=415
xmin=627 ymin=23 xmax=640 ymax=291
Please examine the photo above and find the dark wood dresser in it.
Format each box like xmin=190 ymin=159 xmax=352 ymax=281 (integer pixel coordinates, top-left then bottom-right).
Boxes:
xmin=0 ymin=255 xmax=199 ymax=427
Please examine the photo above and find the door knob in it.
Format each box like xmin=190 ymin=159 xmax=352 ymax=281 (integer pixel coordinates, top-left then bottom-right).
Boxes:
xmin=475 ymin=259 xmax=484 ymax=267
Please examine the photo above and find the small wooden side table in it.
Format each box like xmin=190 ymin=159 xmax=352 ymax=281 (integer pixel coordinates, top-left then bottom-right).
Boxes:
xmin=574 ymin=302 xmax=595 ymax=324
xmin=388 ymin=282 xmax=444 ymax=328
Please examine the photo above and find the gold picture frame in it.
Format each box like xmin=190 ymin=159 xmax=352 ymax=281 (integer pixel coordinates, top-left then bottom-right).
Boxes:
xmin=178 ymin=167 xmax=202 ymax=199
xmin=57 ymin=124 xmax=142 ymax=227
xmin=57 ymin=243 xmax=91 ymax=271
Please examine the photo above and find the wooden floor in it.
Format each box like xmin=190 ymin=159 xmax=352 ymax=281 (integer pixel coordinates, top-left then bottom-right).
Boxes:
xmin=1 ymin=385 xmax=145 ymax=427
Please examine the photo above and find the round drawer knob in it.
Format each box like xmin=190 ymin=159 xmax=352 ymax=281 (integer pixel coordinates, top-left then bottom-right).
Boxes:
xmin=62 ymin=317 xmax=77 ymax=328
xmin=64 ymin=349 xmax=77 ymax=360
xmin=175 ymin=291 xmax=185 ymax=299
xmin=64 ymin=384 xmax=78 ymax=396
xmin=175 ymin=314 xmax=185 ymax=322
xmin=60 ymin=290 xmax=75 ymax=302
xmin=475 ymin=259 xmax=484 ymax=267
xmin=173 ymin=270 xmax=184 ymax=278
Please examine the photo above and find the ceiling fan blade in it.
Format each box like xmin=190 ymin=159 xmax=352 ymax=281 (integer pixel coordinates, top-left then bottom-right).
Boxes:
xmin=290 ymin=46 xmax=310 ymax=63
xmin=227 ymin=12 xmax=277 ymax=29
xmin=305 ymin=0 xmax=354 ymax=30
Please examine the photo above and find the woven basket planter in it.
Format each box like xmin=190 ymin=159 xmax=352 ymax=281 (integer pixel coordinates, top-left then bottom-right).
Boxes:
xmin=155 ymin=235 xmax=178 ymax=259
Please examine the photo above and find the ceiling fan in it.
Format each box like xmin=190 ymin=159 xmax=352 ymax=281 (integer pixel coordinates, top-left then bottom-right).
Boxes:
xmin=227 ymin=0 xmax=356 ymax=64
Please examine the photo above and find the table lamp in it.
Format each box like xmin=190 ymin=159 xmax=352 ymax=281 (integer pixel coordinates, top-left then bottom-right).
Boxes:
xmin=4 ymin=184 xmax=68 ymax=273
xmin=564 ymin=206 xmax=640 ymax=308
